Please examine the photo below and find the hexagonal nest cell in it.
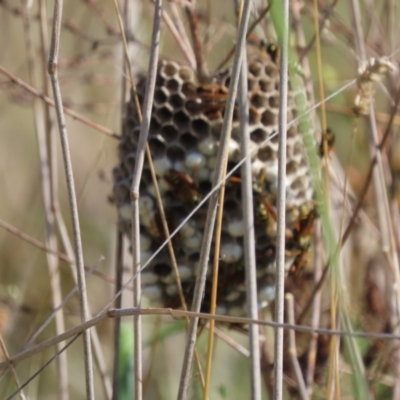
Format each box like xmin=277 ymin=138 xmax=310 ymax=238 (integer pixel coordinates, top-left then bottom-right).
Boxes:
xmin=112 ymin=51 xmax=315 ymax=316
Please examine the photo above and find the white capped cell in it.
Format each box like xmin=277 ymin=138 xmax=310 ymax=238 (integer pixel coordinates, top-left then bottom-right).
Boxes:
xmin=251 ymin=159 xmax=266 ymax=176
xmin=140 ymin=210 xmax=155 ymax=229
xmin=140 ymin=251 xmax=152 ymax=264
xmin=256 ymin=267 xmax=268 ymax=278
xmin=215 ymin=305 xmax=227 ymax=315
xmin=161 ymin=273 xmax=175 ymax=284
xmin=265 ymin=164 xmax=278 ymax=183
xmin=160 ymin=266 xmax=192 ymax=284
xmin=266 ymin=262 xmax=276 ymax=274
xmin=227 ymin=219 xmax=245 ymax=237
xmin=197 ymin=167 xmax=210 ymax=181
xmin=198 ymin=137 xmax=217 ymax=155
xmin=140 ymin=234 xmax=152 ymax=252
xmin=159 ymin=178 xmax=171 ymax=193
xmin=142 ymin=285 xmax=162 ymax=300
xmin=178 ymin=265 xmax=193 ymax=280
xmin=270 ymin=177 xmax=290 ymax=196
xmin=184 ymin=232 xmax=203 ymax=250
xmin=185 ymin=152 xmax=206 ymax=169
xmin=194 ymin=262 xmax=211 ymax=277
xmin=139 ymin=196 xmax=155 ymax=213
xmin=220 ymin=242 xmax=243 ymax=263
xmin=258 ymin=285 xmax=275 ymax=307
xmin=153 ymin=157 xmax=172 ymax=177
xmin=146 ymin=184 xmax=157 ymax=199
xmin=140 ymin=272 xmax=158 ymax=285
xmin=172 ymin=161 xmax=185 ymax=172
xmin=224 ymin=290 xmax=241 ymax=302
xmin=165 ymin=284 xmax=178 ymax=296
xmin=180 ymin=220 xmax=197 ymax=238
xmin=228 ymin=139 xmax=240 ymax=161
xmin=207 ymin=156 xmax=217 ymax=169
xmin=146 ymin=182 xmax=167 ymax=199
xmin=228 ymin=306 xmax=244 ymax=317
xmin=248 ymin=140 xmax=259 ymax=160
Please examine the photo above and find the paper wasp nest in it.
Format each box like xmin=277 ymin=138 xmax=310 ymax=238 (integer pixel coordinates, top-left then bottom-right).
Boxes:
xmin=112 ymin=50 xmax=314 ymax=315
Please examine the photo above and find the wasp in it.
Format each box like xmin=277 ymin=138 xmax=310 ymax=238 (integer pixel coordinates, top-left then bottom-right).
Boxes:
xmin=163 ymin=169 xmax=200 ymax=204
xmin=294 ymin=205 xmax=317 ymax=238
xmin=259 ymin=194 xmax=277 ymax=220
xmin=255 ymin=39 xmax=281 ymax=64
xmin=287 ymin=206 xmax=317 ymax=275
xmin=319 ymin=128 xmax=335 ymax=158
xmin=266 ymin=42 xmax=280 ymax=64
xmin=185 ymin=84 xmax=229 ymax=120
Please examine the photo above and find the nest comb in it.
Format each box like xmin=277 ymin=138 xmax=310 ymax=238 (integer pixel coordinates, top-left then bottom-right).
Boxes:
xmin=112 ymin=48 xmax=315 ymax=316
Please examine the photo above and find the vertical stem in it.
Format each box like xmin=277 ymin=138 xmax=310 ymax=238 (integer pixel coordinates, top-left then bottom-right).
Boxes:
xmin=112 ymin=0 xmax=132 ymax=396
xmin=47 ymin=1 xmax=94 ymax=398
xmin=203 ymin=157 xmax=227 ymax=400
xmin=184 ymin=3 xmax=209 ymax=82
xmin=286 ymin=294 xmax=309 ymax=400
xmin=239 ymin=51 xmax=262 ymax=400
xmin=112 ymin=231 xmax=124 ymax=400
xmin=22 ymin=1 xmax=68 ymax=398
xmin=305 ymin=221 xmax=323 ymax=395
xmin=129 ymin=2 xmax=162 ymax=399
xmin=176 ymin=1 xmax=253 ymax=398
xmin=273 ymin=0 xmax=289 ymax=398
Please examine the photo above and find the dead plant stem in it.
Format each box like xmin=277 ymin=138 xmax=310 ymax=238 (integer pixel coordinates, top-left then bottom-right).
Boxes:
xmin=239 ymin=50 xmax=262 ymax=400
xmin=273 ymin=0 xmax=289 ymax=397
xmin=48 ymin=0 xmax=94 ymax=397
xmin=176 ymin=1 xmax=253 ymax=398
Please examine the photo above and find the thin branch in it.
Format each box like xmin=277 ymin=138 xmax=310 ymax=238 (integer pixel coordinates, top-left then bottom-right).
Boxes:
xmin=286 ymin=294 xmax=309 ymax=400
xmin=0 ymin=335 xmax=26 ymax=400
xmin=47 ymin=0 xmax=94 ymax=397
xmin=176 ymin=1 xmax=254 ymax=398
xmin=22 ymin=259 xmax=103 ymax=349
xmin=21 ymin=1 xmax=68 ymax=396
xmin=0 ymin=65 xmax=119 ymax=139
xmin=164 ymin=2 xmax=196 ymax=68
xmin=273 ymin=0 xmax=289 ymax=397
xmin=112 ymin=0 xmax=133 ymax=395
xmin=305 ymin=221 xmax=323 ymax=395
xmin=112 ymin=232 xmax=124 ymax=400
xmin=239 ymin=50 xmax=261 ymax=400
xmin=184 ymin=2 xmax=209 ymax=81
xmin=127 ymin=1 xmax=162 ymax=399
xmin=6 ymin=306 xmax=400 ymax=373
xmin=215 ymin=4 xmax=271 ymax=73
xmin=203 ymin=121 xmax=228 ymax=400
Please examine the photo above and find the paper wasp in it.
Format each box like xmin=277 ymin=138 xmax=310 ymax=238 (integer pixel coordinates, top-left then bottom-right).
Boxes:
xmin=163 ymin=169 xmax=200 ymax=204
xmin=185 ymin=84 xmax=230 ymax=120
xmin=319 ymin=128 xmax=335 ymax=158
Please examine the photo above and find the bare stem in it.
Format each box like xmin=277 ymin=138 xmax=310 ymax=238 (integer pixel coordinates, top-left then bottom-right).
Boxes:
xmin=112 ymin=232 xmax=123 ymax=400
xmin=128 ymin=1 xmax=162 ymax=399
xmin=21 ymin=1 xmax=68 ymax=397
xmin=47 ymin=0 xmax=94 ymax=398
xmin=176 ymin=1 xmax=254 ymax=398
xmin=239 ymin=50 xmax=262 ymax=400
xmin=286 ymin=294 xmax=309 ymax=400
xmin=273 ymin=0 xmax=289 ymax=398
